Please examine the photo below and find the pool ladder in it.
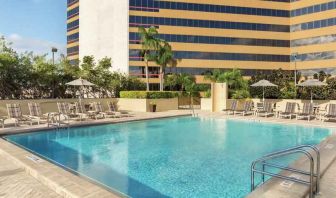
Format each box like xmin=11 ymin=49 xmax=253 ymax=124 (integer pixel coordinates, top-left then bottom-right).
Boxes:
xmin=250 ymin=145 xmax=320 ymax=198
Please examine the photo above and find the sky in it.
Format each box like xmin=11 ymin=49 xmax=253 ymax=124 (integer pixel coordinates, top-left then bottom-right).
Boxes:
xmin=0 ymin=0 xmax=66 ymax=57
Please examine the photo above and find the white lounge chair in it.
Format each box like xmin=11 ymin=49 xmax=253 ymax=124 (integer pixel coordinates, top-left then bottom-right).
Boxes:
xmin=256 ymin=102 xmax=274 ymax=117
xmin=6 ymin=104 xmax=38 ymax=126
xmin=321 ymin=104 xmax=336 ymax=122
xmin=296 ymin=103 xmax=314 ymax=121
xmin=222 ymin=100 xmax=237 ymax=115
xmin=234 ymin=101 xmax=254 ymax=116
xmin=278 ymin=102 xmax=296 ymax=119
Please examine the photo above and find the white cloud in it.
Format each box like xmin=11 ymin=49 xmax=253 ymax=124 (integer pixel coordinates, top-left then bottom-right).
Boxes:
xmin=3 ymin=33 xmax=65 ymax=58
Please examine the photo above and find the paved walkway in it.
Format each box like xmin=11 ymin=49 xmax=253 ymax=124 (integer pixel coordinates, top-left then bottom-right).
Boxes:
xmin=0 ymin=153 xmax=60 ymax=198
xmin=318 ymin=159 xmax=336 ymax=197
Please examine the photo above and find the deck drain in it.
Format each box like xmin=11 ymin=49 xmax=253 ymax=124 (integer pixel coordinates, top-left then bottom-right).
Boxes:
xmin=26 ymin=155 xmax=44 ymax=163
xmin=280 ymin=174 xmax=301 ymax=188
xmin=325 ymin=144 xmax=334 ymax=149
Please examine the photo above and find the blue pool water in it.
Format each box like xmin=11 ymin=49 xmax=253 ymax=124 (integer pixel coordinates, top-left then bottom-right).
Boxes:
xmin=5 ymin=117 xmax=332 ymax=198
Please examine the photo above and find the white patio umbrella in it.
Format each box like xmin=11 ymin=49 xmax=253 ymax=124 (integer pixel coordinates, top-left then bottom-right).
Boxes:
xmin=251 ymin=80 xmax=278 ymax=102
xmin=66 ymin=78 xmax=95 ymax=86
xmin=297 ymin=79 xmax=327 ymax=103
xmin=66 ymin=78 xmax=95 ymax=112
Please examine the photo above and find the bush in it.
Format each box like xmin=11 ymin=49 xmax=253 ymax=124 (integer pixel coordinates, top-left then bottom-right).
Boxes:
xmin=120 ymin=91 xmax=179 ymax=99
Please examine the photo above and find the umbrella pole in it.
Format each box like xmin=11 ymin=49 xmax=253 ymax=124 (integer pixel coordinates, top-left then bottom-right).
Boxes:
xmin=79 ymin=86 xmax=84 ymax=113
xmin=263 ymin=86 xmax=265 ymax=103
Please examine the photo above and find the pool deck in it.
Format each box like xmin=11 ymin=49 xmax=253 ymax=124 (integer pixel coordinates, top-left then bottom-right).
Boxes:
xmin=0 ymin=110 xmax=336 ymax=198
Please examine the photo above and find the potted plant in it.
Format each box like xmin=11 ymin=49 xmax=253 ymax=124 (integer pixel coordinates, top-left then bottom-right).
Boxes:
xmin=149 ymin=101 xmax=157 ymax=112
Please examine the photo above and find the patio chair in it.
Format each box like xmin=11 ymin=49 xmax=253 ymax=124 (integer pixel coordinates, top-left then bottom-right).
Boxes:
xmin=57 ymin=102 xmax=78 ymax=121
xmin=222 ymin=100 xmax=237 ymax=115
xmin=74 ymin=102 xmax=92 ymax=120
xmin=234 ymin=101 xmax=254 ymax=116
xmin=256 ymin=102 xmax=274 ymax=117
xmin=6 ymin=104 xmax=38 ymax=126
xmin=321 ymin=104 xmax=336 ymax=122
xmin=107 ymin=101 xmax=131 ymax=117
xmin=296 ymin=103 xmax=314 ymax=121
xmin=27 ymin=102 xmax=49 ymax=124
xmin=278 ymin=102 xmax=296 ymax=119
xmin=92 ymin=102 xmax=116 ymax=119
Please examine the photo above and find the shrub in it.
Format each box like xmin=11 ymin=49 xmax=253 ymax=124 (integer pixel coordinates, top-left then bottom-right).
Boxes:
xmin=120 ymin=91 xmax=179 ymax=99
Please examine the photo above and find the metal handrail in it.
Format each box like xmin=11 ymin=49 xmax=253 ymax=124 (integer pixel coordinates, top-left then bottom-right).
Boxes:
xmin=251 ymin=145 xmax=320 ymax=198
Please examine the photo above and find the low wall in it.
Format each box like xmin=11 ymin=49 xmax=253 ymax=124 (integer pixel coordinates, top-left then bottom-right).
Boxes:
xmin=0 ymin=98 xmax=179 ymax=116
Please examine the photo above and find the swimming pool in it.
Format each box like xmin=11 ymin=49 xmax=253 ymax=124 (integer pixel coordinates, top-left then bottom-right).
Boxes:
xmin=4 ymin=117 xmax=332 ymax=198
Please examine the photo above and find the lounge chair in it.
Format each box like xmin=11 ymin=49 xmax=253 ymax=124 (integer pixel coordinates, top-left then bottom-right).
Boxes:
xmin=278 ymin=102 xmax=296 ymax=119
xmin=27 ymin=102 xmax=51 ymax=125
xmin=321 ymin=104 xmax=336 ymax=122
xmin=6 ymin=104 xmax=38 ymax=126
xmin=222 ymin=100 xmax=237 ymax=115
xmin=256 ymin=102 xmax=274 ymax=117
xmin=107 ymin=101 xmax=131 ymax=117
xmin=74 ymin=102 xmax=94 ymax=120
xmin=296 ymin=103 xmax=314 ymax=121
xmin=92 ymin=102 xmax=116 ymax=119
xmin=234 ymin=101 xmax=254 ymax=116
xmin=57 ymin=102 xmax=80 ymax=121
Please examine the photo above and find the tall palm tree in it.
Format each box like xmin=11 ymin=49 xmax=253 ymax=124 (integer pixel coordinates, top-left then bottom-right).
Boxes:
xmin=155 ymin=41 xmax=174 ymax=91
xmin=138 ymin=26 xmax=160 ymax=91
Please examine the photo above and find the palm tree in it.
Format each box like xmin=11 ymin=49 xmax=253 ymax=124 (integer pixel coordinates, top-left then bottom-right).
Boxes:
xmin=138 ymin=26 xmax=161 ymax=91
xmin=155 ymin=41 xmax=174 ymax=91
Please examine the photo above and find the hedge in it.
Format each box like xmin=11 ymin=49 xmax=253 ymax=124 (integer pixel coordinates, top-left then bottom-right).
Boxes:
xmin=120 ymin=91 xmax=179 ymax=99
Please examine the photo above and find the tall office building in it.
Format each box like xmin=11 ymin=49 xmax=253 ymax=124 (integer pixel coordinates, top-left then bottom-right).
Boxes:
xmin=67 ymin=0 xmax=336 ymax=88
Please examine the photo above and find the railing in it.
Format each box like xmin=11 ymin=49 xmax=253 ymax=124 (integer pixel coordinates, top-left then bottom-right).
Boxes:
xmin=251 ymin=145 xmax=320 ymax=198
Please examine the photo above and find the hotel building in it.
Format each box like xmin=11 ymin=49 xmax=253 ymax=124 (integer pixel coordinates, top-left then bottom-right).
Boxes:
xmin=67 ymin=0 xmax=336 ymax=88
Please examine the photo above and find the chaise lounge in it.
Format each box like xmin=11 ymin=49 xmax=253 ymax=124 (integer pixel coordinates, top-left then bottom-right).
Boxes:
xmin=296 ymin=103 xmax=314 ymax=121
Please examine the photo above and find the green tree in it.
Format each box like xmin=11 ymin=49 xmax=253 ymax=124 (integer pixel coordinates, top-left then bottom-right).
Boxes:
xmin=205 ymin=68 xmax=250 ymax=98
xmin=138 ymin=26 xmax=161 ymax=91
xmin=155 ymin=41 xmax=174 ymax=91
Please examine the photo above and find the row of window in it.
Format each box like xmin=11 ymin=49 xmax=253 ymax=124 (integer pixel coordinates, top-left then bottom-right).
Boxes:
xmin=291 ymin=1 xmax=336 ymax=17
xmin=129 ymin=66 xmax=277 ymax=76
xmin=294 ymin=51 xmax=336 ymax=62
xmin=67 ymin=32 xmax=79 ymax=43
xmin=129 ymin=0 xmax=289 ymax=17
xmin=69 ymin=59 xmax=79 ymax=65
xmin=291 ymin=17 xmax=336 ymax=32
xmin=129 ymin=49 xmax=290 ymax=62
xmin=129 ymin=16 xmax=290 ymax=32
xmin=67 ymin=0 xmax=78 ymax=6
xmin=67 ymin=19 xmax=79 ymax=31
xmin=291 ymin=34 xmax=336 ymax=47
xmin=129 ymin=32 xmax=289 ymax=47
xmin=67 ymin=6 xmax=79 ymax=19
xmin=264 ymin=0 xmax=291 ymax=2
xmin=67 ymin=46 xmax=79 ymax=55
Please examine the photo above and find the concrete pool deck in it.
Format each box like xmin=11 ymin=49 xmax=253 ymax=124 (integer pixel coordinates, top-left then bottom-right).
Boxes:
xmin=0 ymin=110 xmax=336 ymax=198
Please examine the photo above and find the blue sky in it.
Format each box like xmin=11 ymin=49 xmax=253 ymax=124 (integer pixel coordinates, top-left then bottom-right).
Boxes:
xmin=0 ymin=0 xmax=66 ymax=56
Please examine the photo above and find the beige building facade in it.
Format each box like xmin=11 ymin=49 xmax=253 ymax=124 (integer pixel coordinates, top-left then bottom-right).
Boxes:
xmin=67 ymin=0 xmax=336 ymax=88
